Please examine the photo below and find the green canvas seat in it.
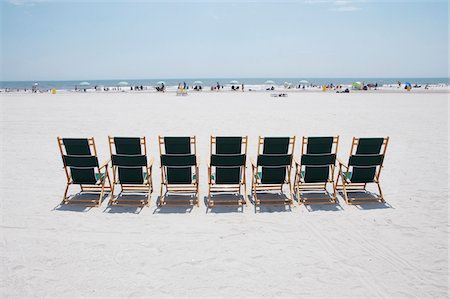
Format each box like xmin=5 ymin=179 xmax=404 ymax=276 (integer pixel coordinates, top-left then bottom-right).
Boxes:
xmin=58 ymin=137 xmax=110 ymax=207
xmin=336 ymin=137 xmax=389 ymax=204
xmin=208 ymin=136 xmax=248 ymax=207
xmin=108 ymin=136 xmax=153 ymax=207
xmin=294 ymin=136 xmax=339 ymax=205
xmin=251 ymin=136 xmax=296 ymax=207
xmin=159 ymin=136 xmax=199 ymax=207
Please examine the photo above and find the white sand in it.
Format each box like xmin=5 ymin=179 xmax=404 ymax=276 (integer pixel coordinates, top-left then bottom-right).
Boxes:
xmin=0 ymin=91 xmax=448 ymax=298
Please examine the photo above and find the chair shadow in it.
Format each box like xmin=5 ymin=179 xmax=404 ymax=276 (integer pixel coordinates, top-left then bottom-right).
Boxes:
xmin=251 ymin=192 xmax=293 ymax=213
xmin=153 ymin=194 xmax=195 ymax=214
xmin=103 ymin=193 xmax=147 ymax=214
xmin=52 ymin=192 xmax=109 ymax=212
xmin=204 ymin=194 xmax=245 ymax=214
xmin=296 ymin=191 xmax=343 ymax=212
xmin=338 ymin=191 xmax=393 ymax=210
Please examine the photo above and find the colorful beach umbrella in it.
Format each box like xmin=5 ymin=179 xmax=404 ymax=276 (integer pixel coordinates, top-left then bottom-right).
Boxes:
xmin=352 ymin=82 xmax=362 ymax=90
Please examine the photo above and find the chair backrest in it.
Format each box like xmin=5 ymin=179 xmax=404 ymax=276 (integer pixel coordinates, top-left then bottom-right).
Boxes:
xmin=300 ymin=136 xmax=339 ymax=183
xmin=210 ymin=136 xmax=247 ymax=184
xmin=159 ymin=136 xmax=197 ymax=184
xmin=58 ymin=137 xmax=100 ymax=185
xmin=347 ymin=137 xmax=389 ymax=183
xmin=257 ymin=136 xmax=295 ymax=184
xmin=109 ymin=136 xmax=147 ymax=184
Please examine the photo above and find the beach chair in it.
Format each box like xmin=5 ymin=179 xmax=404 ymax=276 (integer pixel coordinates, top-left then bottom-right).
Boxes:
xmin=108 ymin=136 xmax=153 ymax=207
xmin=335 ymin=137 xmax=389 ymax=204
xmin=158 ymin=136 xmax=200 ymax=206
xmin=57 ymin=137 xmax=111 ymax=207
xmin=251 ymin=136 xmax=296 ymax=207
xmin=207 ymin=136 xmax=248 ymax=207
xmin=294 ymin=136 xmax=339 ymax=204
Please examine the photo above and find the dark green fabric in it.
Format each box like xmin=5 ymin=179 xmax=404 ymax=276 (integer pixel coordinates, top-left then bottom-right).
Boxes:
xmin=167 ymin=167 xmax=192 ymax=184
xmin=118 ymin=167 xmax=144 ymax=184
xmin=161 ymin=154 xmax=196 ymax=167
xmin=303 ymin=166 xmax=330 ymax=183
xmin=70 ymin=168 xmax=97 ymax=184
xmin=306 ymin=137 xmax=333 ymax=154
xmin=348 ymin=167 xmax=376 ymax=183
xmin=114 ymin=137 xmax=141 ymax=155
xmin=261 ymin=167 xmax=286 ymax=184
xmin=301 ymin=154 xmax=336 ymax=166
xmin=356 ymin=138 xmax=384 ymax=154
xmin=216 ymin=137 xmax=242 ymax=154
xmin=257 ymin=154 xmax=291 ymax=167
xmin=64 ymin=155 xmax=99 ymax=168
xmin=349 ymin=154 xmax=384 ymax=167
xmin=112 ymin=154 xmax=147 ymax=167
xmin=164 ymin=137 xmax=191 ymax=154
xmin=63 ymin=138 xmax=91 ymax=155
xmin=215 ymin=168 xmax=241 ymax=184
xmin=211 ymin=154 xmax=245 ymax=167
xmin=263 ymin=137 xmax=290 ymax=154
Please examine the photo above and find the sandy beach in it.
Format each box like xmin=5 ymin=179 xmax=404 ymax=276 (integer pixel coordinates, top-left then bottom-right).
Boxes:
xmin=0 ymin=91 xmax=448 ymax=298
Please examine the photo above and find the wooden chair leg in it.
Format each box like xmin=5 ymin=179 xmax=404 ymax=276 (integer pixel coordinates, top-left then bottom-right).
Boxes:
xmin=62 ymin=183 xmax=70 ymax=204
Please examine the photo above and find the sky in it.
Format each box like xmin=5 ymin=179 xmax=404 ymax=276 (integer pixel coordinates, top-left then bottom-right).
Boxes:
xmin=0 ymin=0 xmax=448 ymax=81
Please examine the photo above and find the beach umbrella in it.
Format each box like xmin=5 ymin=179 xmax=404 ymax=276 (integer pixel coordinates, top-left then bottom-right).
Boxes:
xmin=405 ymin=82 xmax=412 ymax=87
xmin=156 ymin=81 xmax=166 ymax=85
xmin=33 ymin=82 xmax=38 ymax=86
xmin=352 ymin=82 xmax=362 ymax=90
xmin=79 ymin=81 xmax=90 ymax=86
xmin=264 ymin=80 xmax=275 ymax=85
xmin=299 ymin=80 xmax=309 ymax=84
xmin=229 ymin=80 xmax=239 ymax=85
xmin=117 ymin=81 xmax=129 ymax=86
xmin=193 ymin=80 xmax=203 ymax=85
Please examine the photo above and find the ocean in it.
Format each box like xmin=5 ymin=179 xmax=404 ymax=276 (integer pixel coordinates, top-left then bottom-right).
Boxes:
xmin=0 ymin=78 xmax=448 ymax=90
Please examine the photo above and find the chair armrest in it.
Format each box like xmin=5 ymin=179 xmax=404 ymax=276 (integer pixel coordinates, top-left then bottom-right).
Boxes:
xmin=99 ymin=159 xmax=110 ymax=170
xmin=147 ymin=156 xmax=154 ymax=169
xmin=207 ymin=159 xmax=210 ymax=169
xmin=250 ymin=158 xmax=257 ymax=169
xmin=293 ymin=156 xmax=300 ymax=166
xmin=336 ymin=158 xmax=348 ymax=169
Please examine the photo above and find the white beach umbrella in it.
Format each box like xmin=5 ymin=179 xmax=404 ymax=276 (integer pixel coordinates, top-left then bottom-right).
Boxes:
xmin=79 ymin=81 xmax=90 ymax=86
xmin=117 ymin=81 xmax=129 ymax=86
xmin=193 ymin=80 xmax=203 ymax=85
xmin=265 ymin=80 xmax=275 ymax=85
xmin=229 ymin=80 xmax=239 ymax=85
xmin=299 ymin=80 xmax=309 ymax=84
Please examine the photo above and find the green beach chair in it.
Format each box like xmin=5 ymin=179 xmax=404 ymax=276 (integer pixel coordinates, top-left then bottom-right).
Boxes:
xmin=251 ymin=136 xmax=296 ymax=207
xmin=294 ymin=136 xmax=339 ymax=204
xmin=335 ymin=137 xmax=389 ymax=204
xmin=207 ymin=136 xmax=248 ymax=207
xmin=158 ymin=136 xmax=200 ymax=206
xmin=57 ymin=137 xmax=111 ymax=207
xmin=108 ymin=136 xmax=153 ymax=207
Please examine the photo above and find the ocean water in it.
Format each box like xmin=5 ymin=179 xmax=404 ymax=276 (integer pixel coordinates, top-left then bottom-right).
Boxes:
xmin=0 ymin=78 xmax=448 ymax=90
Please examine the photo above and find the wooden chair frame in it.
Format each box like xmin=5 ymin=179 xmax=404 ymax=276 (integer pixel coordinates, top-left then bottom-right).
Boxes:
xmin=108 ymin=136 xmax=153 ymax=207
xmin=335 ymin=137 xmax=389 ymax=204
xmin=207 ymin=136 xmax=248 ymax=207
xmin=294 ymin=136 xmax=339 ymax=205
xmin=251 ymin=136 xmax=296 ymax=207
xmin=158 ymin=136 xmax=200 ymax=207
xmin=58 ymin=136 xmax=111 ymax=207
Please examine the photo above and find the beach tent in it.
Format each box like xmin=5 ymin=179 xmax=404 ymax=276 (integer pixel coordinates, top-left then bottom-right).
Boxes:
xmin=352 ymin=82 xmax=362 ymax=90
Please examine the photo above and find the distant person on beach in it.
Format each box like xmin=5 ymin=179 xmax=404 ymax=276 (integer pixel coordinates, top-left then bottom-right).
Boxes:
xmin=216 ymin=82 xmax=220 ymax=91
xmin=241 ymin=83 xmax=244 ymax=91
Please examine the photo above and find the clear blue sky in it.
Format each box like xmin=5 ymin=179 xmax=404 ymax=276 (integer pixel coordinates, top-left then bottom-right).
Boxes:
xmin=1 ymin=0 xmax=448 ymax=81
